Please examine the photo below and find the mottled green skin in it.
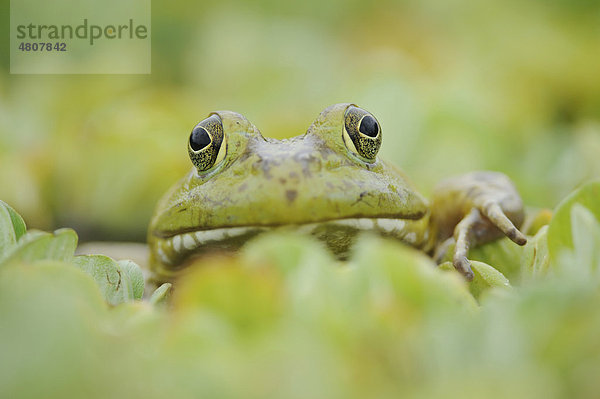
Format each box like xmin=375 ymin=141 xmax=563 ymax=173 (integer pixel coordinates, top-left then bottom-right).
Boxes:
xmin=148 ymin=103 xmax=525 ymax=282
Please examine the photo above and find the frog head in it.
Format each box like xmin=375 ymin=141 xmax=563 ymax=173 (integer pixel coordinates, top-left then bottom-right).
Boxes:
xmin=148 ymin=103 xmax=429 ymax=280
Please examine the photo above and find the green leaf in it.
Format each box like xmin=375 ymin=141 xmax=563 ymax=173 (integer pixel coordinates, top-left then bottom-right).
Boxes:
xmin=444 ymin=260 xmax=511 ymax=300
xmin=560 ymin=204 xmax=600 ymax=277
xmin=242 ymin=232 xmax=334 ymax=276
xmin=470 ymin=238 xmax=525 ymax=282
xmin=0 ymin=204 xmax=17 ymax=263
xmin=241 ymin=232 xmax=336 ymax=314
xmin=2 ymin=228 xmax=78 ymax=266
xmin=73 ymin=255 xmax=134 ymax=305
xmin=0 ymin=200 xmax=26 ymax=241
xmin=352 ymin=237 xmax=477 ymax=314
xmin=548 ymin=181 xmax=600 ymax=262
xmin=117 ymin=260 xmax=145 ymax=300
xmin=522 ymin=207 xmax=552 ymax=236
xmin=149 ymin=283 xmax=172 ymax=306
xmin=520 ymin=225 xmax=551 ymax=282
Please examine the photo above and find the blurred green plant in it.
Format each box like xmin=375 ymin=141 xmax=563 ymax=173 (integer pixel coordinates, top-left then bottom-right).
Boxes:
xmin=0 ymin=181 xmax=599 ymax=398
xmin=0 ymin=200 xmax=168 ymax=305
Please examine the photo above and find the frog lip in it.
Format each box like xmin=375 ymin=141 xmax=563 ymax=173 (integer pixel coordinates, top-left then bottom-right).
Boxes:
xmin=158 ymin=217 xmax=418 ymax=249
xmin=153 ymin=210 xmax=426 ymax=240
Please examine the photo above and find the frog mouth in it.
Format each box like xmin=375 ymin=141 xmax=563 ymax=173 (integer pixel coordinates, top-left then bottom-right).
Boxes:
xmin=153 ymin=217 xmax=427 ymax=268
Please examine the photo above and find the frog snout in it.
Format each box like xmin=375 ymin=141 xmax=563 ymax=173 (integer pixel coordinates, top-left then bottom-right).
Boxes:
xmin=249 ymin=150 xmax=324 ymax=179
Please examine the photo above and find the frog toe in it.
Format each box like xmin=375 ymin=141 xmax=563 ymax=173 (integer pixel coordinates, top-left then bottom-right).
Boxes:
xmin=453 ymin=255 xmax=474 ymax=281
xmin=450 ymin=208 xmax=480 ymax=280
xmin=477 ymin=201 xmax=527 ymax=246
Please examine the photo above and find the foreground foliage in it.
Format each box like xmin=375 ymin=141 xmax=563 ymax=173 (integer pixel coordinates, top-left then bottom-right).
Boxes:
xmin=0 ymin=182 xmax=599 ymax=399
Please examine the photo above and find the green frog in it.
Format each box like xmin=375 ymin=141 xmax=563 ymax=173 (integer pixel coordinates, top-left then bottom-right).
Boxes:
xmin=148 ymin=103 xmax=527 ymax=282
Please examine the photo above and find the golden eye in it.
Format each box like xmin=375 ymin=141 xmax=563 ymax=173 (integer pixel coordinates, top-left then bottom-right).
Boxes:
xmin=188 ymin=114 xmax=227 ymax=172
xmin=342 ymin=106 xmax=382 ymax=162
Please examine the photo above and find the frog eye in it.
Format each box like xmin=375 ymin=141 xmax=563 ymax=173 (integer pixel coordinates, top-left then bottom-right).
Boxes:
xmin=342 ymin=106 xmax=382 ymax=162
xmin=188 ymin=114 xmax=227 ymax=172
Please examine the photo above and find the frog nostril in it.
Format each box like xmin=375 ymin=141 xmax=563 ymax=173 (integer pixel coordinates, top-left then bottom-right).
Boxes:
xmin=359 ymin=115 xmax=379 ymax=138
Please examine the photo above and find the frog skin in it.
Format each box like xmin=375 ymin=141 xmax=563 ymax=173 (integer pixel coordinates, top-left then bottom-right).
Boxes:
xmin=148 ymin=103 xmax=527 ymax=282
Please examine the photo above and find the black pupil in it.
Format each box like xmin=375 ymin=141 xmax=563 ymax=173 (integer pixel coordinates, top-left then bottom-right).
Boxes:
xmin=359 ymin=115 xmax=379 ymax=137
xmin=189 ymin=126 xmax=211 ymax=151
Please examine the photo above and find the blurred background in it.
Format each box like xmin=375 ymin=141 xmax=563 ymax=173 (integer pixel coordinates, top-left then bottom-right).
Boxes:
xmin=1 ymin=0 xmax=599 ymax=242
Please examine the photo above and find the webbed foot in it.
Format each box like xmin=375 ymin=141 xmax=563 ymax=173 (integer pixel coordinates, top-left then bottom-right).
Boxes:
xmin=431 ymin=171 xmax=527 ymax=281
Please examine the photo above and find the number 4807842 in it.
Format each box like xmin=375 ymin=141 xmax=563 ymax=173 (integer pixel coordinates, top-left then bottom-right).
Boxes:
xmin=18 ymin=42 xmax=66 ymax=51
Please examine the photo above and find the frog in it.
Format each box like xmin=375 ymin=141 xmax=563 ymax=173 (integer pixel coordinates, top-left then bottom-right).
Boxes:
xmin=148 ymin=103 xmax=527 ymax=283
